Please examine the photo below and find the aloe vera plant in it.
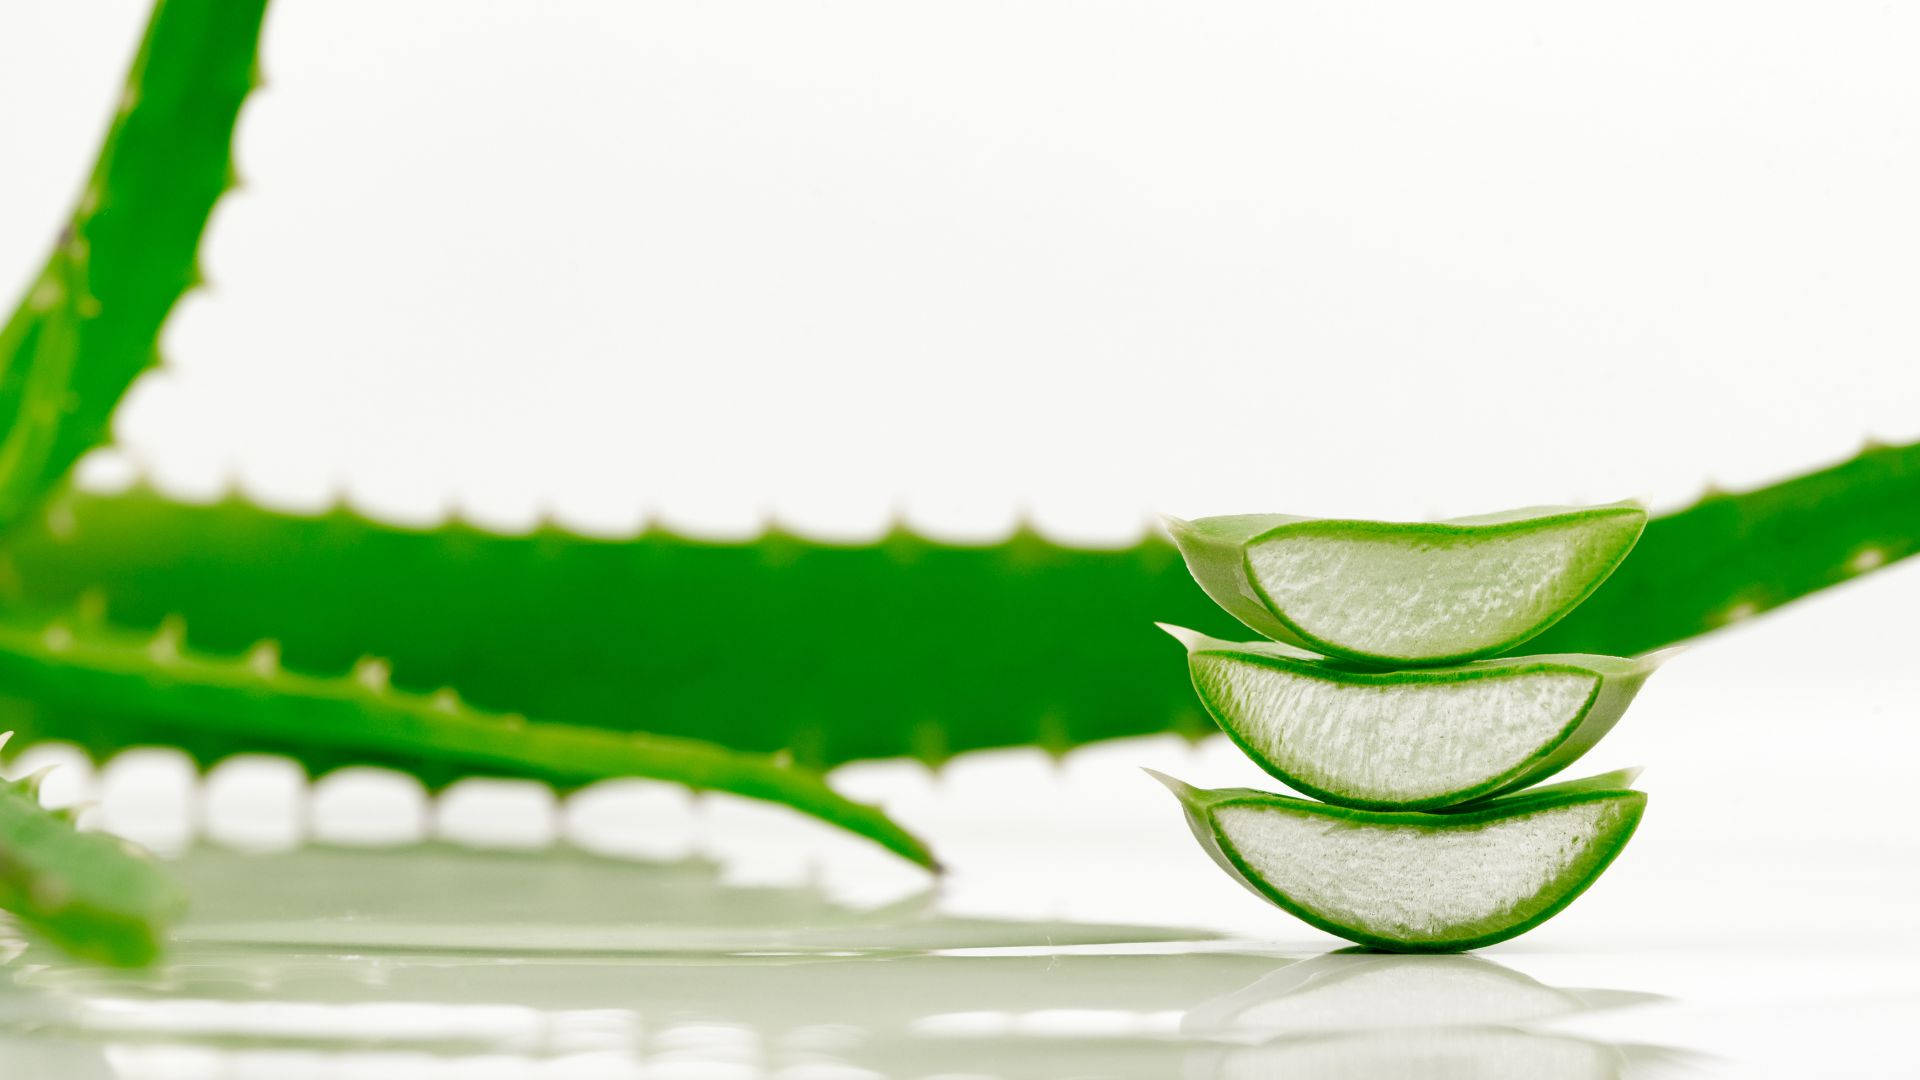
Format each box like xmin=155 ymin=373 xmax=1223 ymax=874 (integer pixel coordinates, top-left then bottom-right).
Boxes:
xmin=4 ymin=0 xmax=1920 ymax=967
xmin=1153 ymin=769 xmax=1645 ymax=952
xmin=0 ymin=734 xmax=183 ymax=966
xmin=1162 ymin=624 xmax=1663 ymax=810
xmin=9 ymin=440 xmax=1915 ymax=772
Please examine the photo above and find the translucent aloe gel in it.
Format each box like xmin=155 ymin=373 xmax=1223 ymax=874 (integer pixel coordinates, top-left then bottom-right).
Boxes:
xmin=1155 ymin=504 xmax=1656 ymax=949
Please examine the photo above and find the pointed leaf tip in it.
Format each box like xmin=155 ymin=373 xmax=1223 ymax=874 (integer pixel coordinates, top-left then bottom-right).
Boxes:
xmin=1154 ymin=622 xmax=1206 ymax=652
xmin=1156 ymin=513 xmax=1193 ymax=538
xmin=1141 ymin=767 xmax=1200 ymax=804
xmin=1638 ymin=645 xmax=1688 ymax=670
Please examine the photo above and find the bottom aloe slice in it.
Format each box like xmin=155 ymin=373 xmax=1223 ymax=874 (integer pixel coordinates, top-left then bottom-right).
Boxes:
xmin=1151 ymin=770 xmax=1645 ymax=951
xmin=1164 ymin=625 xmax=1665 ymax=809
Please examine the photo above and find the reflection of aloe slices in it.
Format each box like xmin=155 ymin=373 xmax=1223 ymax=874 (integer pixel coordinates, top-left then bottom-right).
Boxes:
xmin=1150 ymin=770 xmax=1644 ymax=951
xmin=1163 ymin=504 xmax=1647 ymax=665
xmin=1162 ymin=625 xmax=1664 ymax=810
xmin=1210 ymin=1027 xmax=1628 ymax=1080
xmin=1184 ymin=950 xmax=1663 ymax=1038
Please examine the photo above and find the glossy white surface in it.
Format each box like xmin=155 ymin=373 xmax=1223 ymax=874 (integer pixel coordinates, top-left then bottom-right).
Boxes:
xmin=7 ymin=564 xmax=1916 ymax=1077
xmin=1 ymin=2 xmax=1916 ymax=1074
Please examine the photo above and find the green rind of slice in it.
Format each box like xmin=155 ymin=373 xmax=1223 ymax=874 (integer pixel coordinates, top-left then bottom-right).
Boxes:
xmin=0 ymin=737 xmax=184 ymax=966
xmin=1163 ymin=504 xmax=1648 ymax=666
xmin=1148 ymin=770 xmax=1645 ymax=952
xmin=1163 ymin=625 xmax=1666 ymax=810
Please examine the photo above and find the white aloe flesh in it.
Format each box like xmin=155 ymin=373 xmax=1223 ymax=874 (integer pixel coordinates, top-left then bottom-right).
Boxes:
xmin=1164 ymin=625 xmax=1665 ymax=810
xmin=1163 ymin=504 xmax=1647 ymax=666
xmin=1153 ymin=770 xmax=1645 ymax=951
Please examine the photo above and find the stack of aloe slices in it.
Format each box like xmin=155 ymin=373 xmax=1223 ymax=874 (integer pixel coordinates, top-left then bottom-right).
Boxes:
xmin=1154 ymin=504 xmax=1661 ymax=951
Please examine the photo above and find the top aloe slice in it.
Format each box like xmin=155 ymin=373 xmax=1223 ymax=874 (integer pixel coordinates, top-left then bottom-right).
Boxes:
xmin=1151 ymin=769 xmax=1645 ymax=952
xmin=1164 ymin=504 xmax=1648 ymax=666
xmin=1164 ymin=625 xmax=1662 ymax=810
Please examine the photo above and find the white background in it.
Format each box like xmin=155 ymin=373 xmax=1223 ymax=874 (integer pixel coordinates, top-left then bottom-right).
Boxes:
xmin=3 ymin=4 xmax=1918 ymax=1076
xmin=6 ymin=1 xmax=1920 ymax=537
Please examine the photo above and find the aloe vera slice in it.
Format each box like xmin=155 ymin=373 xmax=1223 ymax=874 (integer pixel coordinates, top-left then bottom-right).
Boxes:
xmin=1150 ymin=770 xmax=1644 ymax=951
xmin=1162 ymin=625 xmax=1664 ymax=810
xmin=1163 ymin=504 xmax=1647 ymax=665
xmin=0 ymin=735 xmax=184 ymax=966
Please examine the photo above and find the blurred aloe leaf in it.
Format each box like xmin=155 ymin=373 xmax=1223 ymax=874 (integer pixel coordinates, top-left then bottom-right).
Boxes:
xmin=0 ymin=612 xmax=936 ymax=868
xmin=0 ymin=735 xmax=184 ymax=966
xmin=0 ymin=0 xmax=267 ymax=965
xmin=0 ymin=0 xmax=266 ymax=535
xmin=7 ymin=438 xmax=1915 ymax=767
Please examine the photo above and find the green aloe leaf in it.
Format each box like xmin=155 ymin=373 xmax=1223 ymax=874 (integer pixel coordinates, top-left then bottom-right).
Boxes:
xmin=0 ymin=613 xmax=936 ymax=869
xmin=1162 ymin=504 xmax=1648 ymax=666
xmin=0 ymin=735 xmax=184 ymax=966
xmin=0 ymin=0 xmax=266 ymax=534
xmin=1162 ymin=624 xmax=1664 ymax=810
xmin=3 ymin=435 xmax=1909 ymax=767
xmin=1149 ymin=770 xmax=1645 ymax=952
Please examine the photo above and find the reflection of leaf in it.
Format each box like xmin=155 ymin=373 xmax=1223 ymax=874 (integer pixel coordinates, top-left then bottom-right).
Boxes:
xmin=164 ymin=842 xmax=1195 ymax=954
xmin=0 ymin=845 xmax=1687 ymax=1075
xmin=0 ymin=842 xmax=1262 ymax=1051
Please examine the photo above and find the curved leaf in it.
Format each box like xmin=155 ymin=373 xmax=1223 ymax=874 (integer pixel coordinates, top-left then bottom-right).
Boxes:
xmin=0 ymin=0 xmax=266 ymax=533
xmin=0 ymin=613 xmax=936 ymax=869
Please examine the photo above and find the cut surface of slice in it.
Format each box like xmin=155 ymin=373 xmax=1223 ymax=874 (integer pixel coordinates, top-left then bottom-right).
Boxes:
xmin=1164 ymin=626 xmax=1664 ymax=809
xmin=1163 ymin=504 xmax=1647 ymax=665
xmin=1151 ymin=771 xmax=1644 ymax=951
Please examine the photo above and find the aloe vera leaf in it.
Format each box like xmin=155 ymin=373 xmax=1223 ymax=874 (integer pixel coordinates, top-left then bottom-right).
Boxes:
xmin=0 ymin=615 xmax=937 ymax=869
xmin=0 ymin=486 xmax=1233 ymax=765
xmin=1162 ymin=624 xmax=1663 ymax=810
xmin=1528 ymin=438 xmax=1920 ymax=655
xmin=1148 ymin=770 xmax=1645 ymax=951
xmin=2 ymin=439 xmax=1915 ymax=766
xmin=0 ymin=735 xmax=184 ymax=966
xmin=1162 ymin=504 xmax=1648 ymax=666
xmin=0 ymin=0 xmax=266 ymax=534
